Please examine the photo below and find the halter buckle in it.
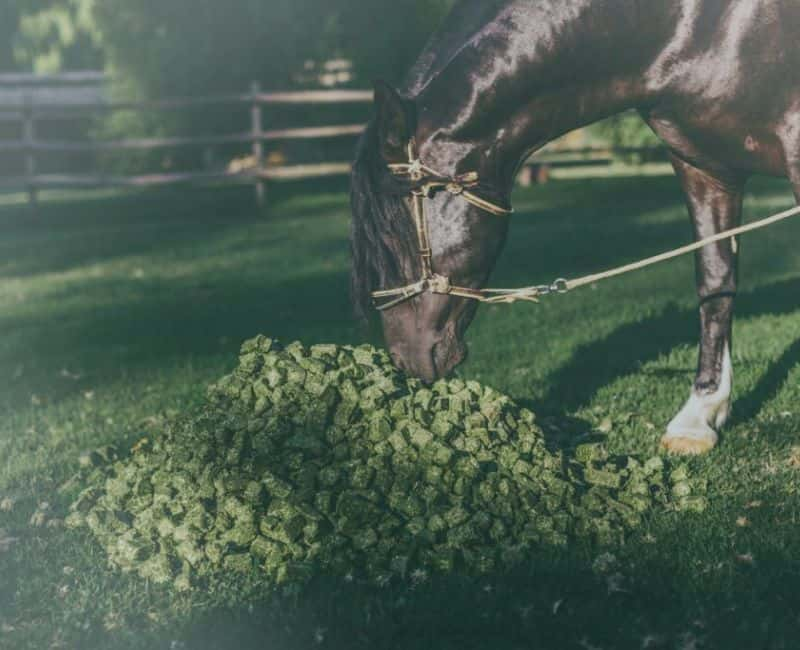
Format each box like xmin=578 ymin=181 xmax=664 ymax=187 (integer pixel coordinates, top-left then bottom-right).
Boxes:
xmin=427 ymin=274 xmax=452 ymax=295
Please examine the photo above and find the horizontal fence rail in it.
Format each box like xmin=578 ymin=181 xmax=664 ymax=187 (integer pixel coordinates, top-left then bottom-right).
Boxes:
xmin=0 ymin=81 xmax=667 ymax=211
xmin=0 ymin=89 xmax=375 ymax=118
xmin=0 ymin=83 xmax=379 ymax=209
xmin=0 ymin=170 xmax=244 ymax=188
xmin=0 ymin=164 xmax=357 ymax=188
xmin=0 ymin=124 xmax=366 ymax=153
xmin=0 ymin=71 xmax=107 ymax=85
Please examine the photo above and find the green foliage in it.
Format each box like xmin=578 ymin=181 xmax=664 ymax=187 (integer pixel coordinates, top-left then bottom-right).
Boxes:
xmin=91 ymin=0 xmax=454 ymax=99
xmin=337 ymin=0 xmax=456 ymax=84
xmin=0 ymin=0 xmax=455 ymax=82
xmin=94 ymin=0 xmax=319 ymax=98
xmin=86 ymin=1 xmax=329 ymax=171
xmin=83 ymin=0 xmax=454 ymax=171
xmin=0 ymin=0 xmax=102 ymax=72
xmin=589 ymin=111 xmax=661 ymax=150
xmin=13 ymin=0 xmax=102 ymax=72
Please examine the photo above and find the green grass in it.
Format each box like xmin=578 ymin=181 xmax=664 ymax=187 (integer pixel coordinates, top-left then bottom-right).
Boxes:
xmin=2 ymin=174 xmax=800 ymax=649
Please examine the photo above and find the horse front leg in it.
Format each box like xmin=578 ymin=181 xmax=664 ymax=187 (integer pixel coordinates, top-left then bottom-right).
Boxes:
xmin=662 ymin=155 xmax=744 ymax=455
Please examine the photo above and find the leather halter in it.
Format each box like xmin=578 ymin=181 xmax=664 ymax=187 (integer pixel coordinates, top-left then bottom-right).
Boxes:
xmin=371 ymin=139 xmax=516 ymax=311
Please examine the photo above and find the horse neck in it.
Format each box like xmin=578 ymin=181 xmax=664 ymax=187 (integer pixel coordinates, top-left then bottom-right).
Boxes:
xmin=407 ymin=0 xmax=675 ymax=182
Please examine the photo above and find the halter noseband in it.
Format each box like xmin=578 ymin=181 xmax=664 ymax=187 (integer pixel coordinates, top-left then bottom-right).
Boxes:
xmin=371 ymin=139 xmax=526 ymax=311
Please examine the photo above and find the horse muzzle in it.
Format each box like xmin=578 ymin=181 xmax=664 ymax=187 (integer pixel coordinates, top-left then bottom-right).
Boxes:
xmin=389 ymin=334 xmax=467 ymax=383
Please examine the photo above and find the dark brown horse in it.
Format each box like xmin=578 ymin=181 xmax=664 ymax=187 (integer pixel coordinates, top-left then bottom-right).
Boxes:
xmin=350 ymin=0 xmax=800 ymax=455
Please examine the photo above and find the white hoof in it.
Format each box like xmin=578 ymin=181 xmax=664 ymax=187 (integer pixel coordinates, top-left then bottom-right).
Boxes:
xmin=661 ymin=415 xmax=719 ymax=455
xmin=661 ymin=346 xmax=732 ymax=456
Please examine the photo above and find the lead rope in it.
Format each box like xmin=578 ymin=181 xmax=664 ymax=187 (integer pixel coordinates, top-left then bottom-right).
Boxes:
xmin=371 ymin=140 xmax=800 ymax=310
xmin=563 ymin=203 xmax=800 ymax=291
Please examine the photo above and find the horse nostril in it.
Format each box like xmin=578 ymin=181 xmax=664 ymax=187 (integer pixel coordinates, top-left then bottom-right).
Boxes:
xmin=390 ymin=349 xmax=407 ymax=371
xmin=431 ymin=343 xmax=442 ymax=378
xmin=432 ymin=340 xmax=467 ymax=378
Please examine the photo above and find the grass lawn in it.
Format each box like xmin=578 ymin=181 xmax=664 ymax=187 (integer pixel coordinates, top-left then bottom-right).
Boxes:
xmin=2 ymin=173 xmax=800 ymax=649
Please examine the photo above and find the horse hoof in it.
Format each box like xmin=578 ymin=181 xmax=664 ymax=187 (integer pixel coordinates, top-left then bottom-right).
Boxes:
xmin=660 ymin=434 xmax=717 ymax=455
xmin=662 ymin=415 xmax=719 ymax=455
xmin=663 ymin=384 xmax=728 ymax=455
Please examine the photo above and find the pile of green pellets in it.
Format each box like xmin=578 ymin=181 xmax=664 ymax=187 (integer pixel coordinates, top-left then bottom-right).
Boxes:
xmin=66 ymin=336 xmax=707 ymax=588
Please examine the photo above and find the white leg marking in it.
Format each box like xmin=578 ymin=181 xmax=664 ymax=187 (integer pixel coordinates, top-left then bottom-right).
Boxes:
xmin=662 ymin=345 xmax=732 ymax=454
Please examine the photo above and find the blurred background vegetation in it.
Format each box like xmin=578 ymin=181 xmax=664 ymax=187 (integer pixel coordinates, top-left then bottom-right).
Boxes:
xmin=1 ymin=0 xmax=453 ymax=96
xmin=0 ymin=0 xmax=658 ymax=174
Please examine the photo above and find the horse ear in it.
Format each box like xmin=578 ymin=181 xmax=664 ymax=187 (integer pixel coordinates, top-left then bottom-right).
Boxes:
xmin=373 ymin=80 xmax=413 ymax=160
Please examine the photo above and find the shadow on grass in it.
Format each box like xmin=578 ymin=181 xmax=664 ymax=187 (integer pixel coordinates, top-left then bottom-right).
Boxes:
xmin=531 ymin=276 xmax=800 ymax=437
xmin=0 ymin=187 xmax=257 ymax=279
xmin=4 ymin=174 xmax=799 ymax=432
xmin=0 ymin=183 xmax=352 ymax=280
xmin=161 ymin=504 xmax=800 ymax=650
xmin=0 ymin=268 xmax=367 ymax=414
xmin=732 ymin=335 xmax=800 ymax=424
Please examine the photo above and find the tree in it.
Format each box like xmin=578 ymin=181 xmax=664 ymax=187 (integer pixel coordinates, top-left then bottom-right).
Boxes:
xmin=337 ymin=0 xmax=455 ymax=85
xmin=589 ymin=112 xmax=661 ymax=150
xmin=91 ymin=0 xmax=454 ymax=98
xmin=93 ymin=0 xmax=337 ymax=99
xmin=1 ymin=0 xmax=102 ymax=73
xmin=3 ymin=1 xmax=458 ymax=171
xmin=86 ymin=0 xmax=455 ymax=173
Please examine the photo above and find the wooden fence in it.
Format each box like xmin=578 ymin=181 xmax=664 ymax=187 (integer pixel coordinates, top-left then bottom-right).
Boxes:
xmin=0 ymin=81 xmax=667 ymax=211
xmin=0 ymin=82 xmax=373 ymax=210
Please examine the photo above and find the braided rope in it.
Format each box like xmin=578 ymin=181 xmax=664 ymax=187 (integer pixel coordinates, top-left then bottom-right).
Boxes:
xmin=563 ymin=203 xmax=800 ymax=291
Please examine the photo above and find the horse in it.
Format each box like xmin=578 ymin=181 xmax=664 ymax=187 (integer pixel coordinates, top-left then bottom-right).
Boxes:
xmin=350 ymin=0 xmax=800 ymax=455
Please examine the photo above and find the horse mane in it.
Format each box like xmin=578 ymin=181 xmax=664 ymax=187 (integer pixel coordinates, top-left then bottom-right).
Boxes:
xmin=349 ymin=121 xmax=418 ymax=322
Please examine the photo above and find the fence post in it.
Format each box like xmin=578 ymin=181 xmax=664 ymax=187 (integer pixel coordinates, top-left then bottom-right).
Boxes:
xmin=250 ymin=81 xmax=265 ymax=209
xmin=22 ymin=93 xmax=38 ymax=214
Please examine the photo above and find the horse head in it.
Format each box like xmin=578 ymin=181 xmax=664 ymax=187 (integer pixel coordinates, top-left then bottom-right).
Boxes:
xmin=351 ymin=82 xmax=512 ymax=382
